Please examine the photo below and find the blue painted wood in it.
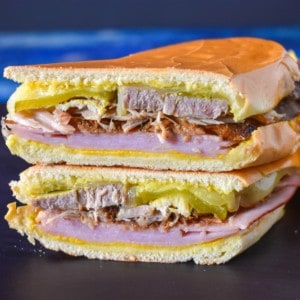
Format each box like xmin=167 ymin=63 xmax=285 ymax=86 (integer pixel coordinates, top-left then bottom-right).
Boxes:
xmin=1 ymin=27 xmax=300 ymax=102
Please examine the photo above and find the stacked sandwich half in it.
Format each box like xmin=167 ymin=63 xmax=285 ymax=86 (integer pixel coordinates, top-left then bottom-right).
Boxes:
xmin=3 ymin=37 xmax=300 ymax=264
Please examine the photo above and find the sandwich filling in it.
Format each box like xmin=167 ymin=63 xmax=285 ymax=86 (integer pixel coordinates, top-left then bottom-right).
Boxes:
xmin=7 ymin=171 xmax=300 ymax=246
xmin=10 ymin=161 xmax=300 ymax=237
xmin=3 ymin=81 xmax=300 ymax=157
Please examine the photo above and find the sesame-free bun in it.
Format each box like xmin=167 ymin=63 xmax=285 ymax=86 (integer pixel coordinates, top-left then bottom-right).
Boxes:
xmin=4 ymin=37 xmax=300 ymax=121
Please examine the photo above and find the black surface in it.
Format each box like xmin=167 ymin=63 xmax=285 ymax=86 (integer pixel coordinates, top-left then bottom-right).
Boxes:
xmin=0 ymin=103 xmax=300 ymax=300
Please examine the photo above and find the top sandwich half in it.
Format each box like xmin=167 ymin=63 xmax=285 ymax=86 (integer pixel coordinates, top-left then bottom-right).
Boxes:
xmin=2 ymin=37 xmax=300 ymax=171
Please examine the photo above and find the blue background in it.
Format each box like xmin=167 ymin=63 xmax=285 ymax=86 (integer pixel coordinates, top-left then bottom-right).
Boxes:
xmin=1 ymin=0 xmax=300 ymax=103
xmin=1 ymin=27 xmax=300 ymax=103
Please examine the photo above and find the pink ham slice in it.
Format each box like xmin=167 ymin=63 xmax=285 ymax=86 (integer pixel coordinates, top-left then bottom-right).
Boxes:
xmin=10 ymin=124 xmax=235 ymax=156
xmin=37 ymin=185 xmax=297 ymax=246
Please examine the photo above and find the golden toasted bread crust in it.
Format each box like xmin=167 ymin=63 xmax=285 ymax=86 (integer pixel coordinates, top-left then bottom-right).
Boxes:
xmin=2 ymin=38 xmax=290 ymax=76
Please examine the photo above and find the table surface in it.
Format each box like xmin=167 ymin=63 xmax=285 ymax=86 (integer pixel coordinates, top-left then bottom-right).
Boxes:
xmin=0 ymin=28 xmax=300 ymax=300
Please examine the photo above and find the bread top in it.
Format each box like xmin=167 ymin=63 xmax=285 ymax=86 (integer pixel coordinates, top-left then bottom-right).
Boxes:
xmin=4 ymin=37 xmax=297 ymax=78
xmin=4 ymin=37 xmax=300 ymax=120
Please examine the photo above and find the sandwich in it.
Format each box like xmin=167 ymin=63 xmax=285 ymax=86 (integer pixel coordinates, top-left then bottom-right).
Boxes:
xmin=5 ymin=152 xmax=300 ymax=264
xmin=3 ymin=37 xmax=300 ymax=264
xmin=2 ymin=37 xmax=300 ymax=171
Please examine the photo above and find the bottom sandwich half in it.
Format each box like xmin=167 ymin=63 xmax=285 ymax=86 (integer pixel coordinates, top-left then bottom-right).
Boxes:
xmin=5 ymin=153 xmax=300 ymax=264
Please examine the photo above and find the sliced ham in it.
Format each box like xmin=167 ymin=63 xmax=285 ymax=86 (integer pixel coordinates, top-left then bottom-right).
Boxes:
xmin=37 ymin=185 xmax=297 ymax=246
xmin=276 ymin=172 xmax=300 ymax=188
xmin=9 ymin=123 xmax=235 ymax=156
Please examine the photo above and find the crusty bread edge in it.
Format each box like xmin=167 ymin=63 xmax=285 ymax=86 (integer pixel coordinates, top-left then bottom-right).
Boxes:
xmin=5 ymin=202 xmax=285 ymax=264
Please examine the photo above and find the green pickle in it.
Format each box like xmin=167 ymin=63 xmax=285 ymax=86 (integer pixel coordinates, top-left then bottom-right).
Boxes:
xmin=8 ymin=82 xmax=115 ymax=113
xmin=18 ymin=170 xmax=287 ymax=221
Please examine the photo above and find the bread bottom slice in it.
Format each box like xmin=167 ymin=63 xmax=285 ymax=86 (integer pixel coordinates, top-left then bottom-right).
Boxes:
xmin=5 ymin=202 xmax=284 ymax=264
xmin=5 ymin=117 xmax=300 ymax=171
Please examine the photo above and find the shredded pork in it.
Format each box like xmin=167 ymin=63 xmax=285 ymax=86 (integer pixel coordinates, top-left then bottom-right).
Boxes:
xmin=5 ymin=82 xmax=300 ymax=146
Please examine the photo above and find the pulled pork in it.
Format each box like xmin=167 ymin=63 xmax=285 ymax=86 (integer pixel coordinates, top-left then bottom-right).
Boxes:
xmin=6 ymin=82 xmax=300 ymax=144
